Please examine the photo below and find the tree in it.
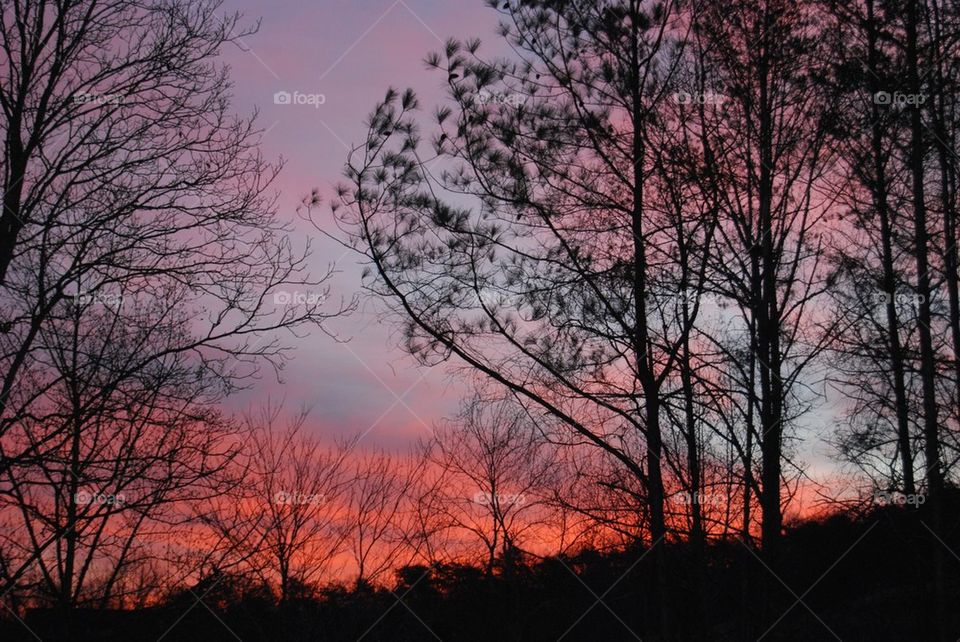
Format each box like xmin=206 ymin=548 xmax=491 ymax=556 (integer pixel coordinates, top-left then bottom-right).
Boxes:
xmin=325 ymin=2 xmax=713 ymax=633
xmin=0 ymin=402 xmax=243 ymax=610
xmin=203 ymin=403 xmax=355 ymax=604
xmin=821 ymin=1 xmax=960 ymax=636
xmin=421 ymin=392 xmax=558 ymax=575
xmin=345 ymin=450 xmax=418 ymax=587
xmin=821 ymin=0 xmax=922 ymax=494
xmin=0 ymin=0 xmax=352 ymax=611
xmin=0 ymin=0 xmax=350 ymax=603
xmin=690 ymin=0 xmax=838 ymax=563
xmin=0 ymin=0 xmax=351 ymax=477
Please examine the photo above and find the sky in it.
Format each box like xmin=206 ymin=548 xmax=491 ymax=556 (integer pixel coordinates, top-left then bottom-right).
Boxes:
xmin=217 ymin=0 xmax=505 ymax=450
xmin=213 ymin=0 xmax=847 ymax=487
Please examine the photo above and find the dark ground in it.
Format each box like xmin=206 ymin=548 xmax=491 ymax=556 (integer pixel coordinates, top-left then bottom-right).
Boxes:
xmin=4 ymin=497 xmax=959 ymax=642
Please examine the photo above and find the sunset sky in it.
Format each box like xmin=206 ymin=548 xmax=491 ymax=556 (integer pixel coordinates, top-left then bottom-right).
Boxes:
xmin=216 ymin=0 xmax=844 ymax=489
xmin=217 ymin=0 xmax=503 ymax=449
xmin=6 ymin=3 xmax=953 ymax=638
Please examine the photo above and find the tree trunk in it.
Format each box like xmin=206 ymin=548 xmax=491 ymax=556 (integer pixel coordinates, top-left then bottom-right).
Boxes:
xmin=629 ymin=3 xmax=668 ymax=634
xmin=867 ymin=0 xmax=916 ymax=494
xmin=756 ymin=2 xmax=783 ymax=562
xmin=681 ymin=327 xmax=706 ymax=641
xmin=905 ymin=0 xmax=946 ymax=636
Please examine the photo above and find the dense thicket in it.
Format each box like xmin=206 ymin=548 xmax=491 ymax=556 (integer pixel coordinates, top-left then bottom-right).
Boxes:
xmin=4 ymin=501 xmax=958 ymax=641
xmin=3 ymin=0 xmax=960 ymax=640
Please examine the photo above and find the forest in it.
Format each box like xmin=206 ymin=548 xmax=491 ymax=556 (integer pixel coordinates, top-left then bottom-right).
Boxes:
xmin=1 ymin=0 xmax=959 ymax=640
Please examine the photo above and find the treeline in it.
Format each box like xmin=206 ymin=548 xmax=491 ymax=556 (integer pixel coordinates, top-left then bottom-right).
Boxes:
xmin=0 ymin=0 xmax=353 ymax=625
xmin=326 ymin=0 xmax=960 ymax=638
xmin=4 ymin=501 xmax=958 ymax=641
xmin=2 ymin=0 xmax=960 ymax=640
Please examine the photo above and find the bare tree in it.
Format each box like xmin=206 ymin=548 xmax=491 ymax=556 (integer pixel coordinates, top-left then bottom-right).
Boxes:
xmin=0 ymin=0 xmax=352 ymax=478
xmin=691 ymin=0 xmax=838 ymax=563
xmin=203 ymin=403 xmax=355 ymax=604
xmin=821 ymin=1 xmax=960 ymax=634
xmin=820 ymin=0 xmax=923 ymax=493
xmin=420 ymin=392 xmax=558 ymax=575
xmin=345 ymin=450 xmax=418 ymax=587
xmin=0 ymin=0 xmax=352 ymax=608
xmin=0 ymin=369 xmax=244 ymax=611
xmin=0 ymin=290 xmax=258 ymax=608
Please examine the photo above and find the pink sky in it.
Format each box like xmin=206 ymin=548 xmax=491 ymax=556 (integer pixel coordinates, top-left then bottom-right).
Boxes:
xmin=217 ymin=0 xmax=505 ymax=448
xmin=214 ymin=0 xmax=843 ymax=481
